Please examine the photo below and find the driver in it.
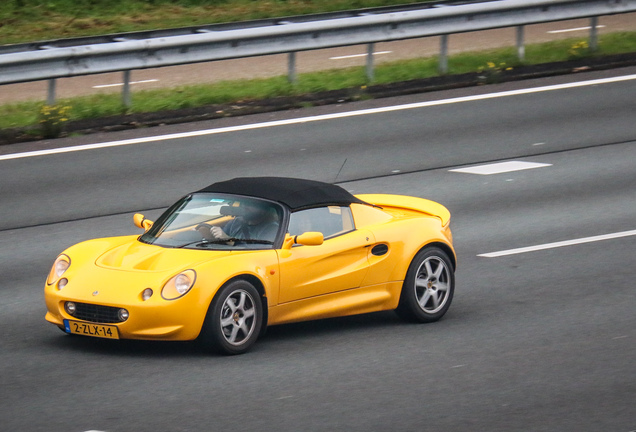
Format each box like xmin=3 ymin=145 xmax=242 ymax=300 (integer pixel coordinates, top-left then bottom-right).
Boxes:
xmin=197 ymin=200 xmax=279 ymax=243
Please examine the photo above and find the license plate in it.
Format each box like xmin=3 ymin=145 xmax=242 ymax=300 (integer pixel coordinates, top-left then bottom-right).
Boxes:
xmin=64 ymin=320 xmax=119 ymax=339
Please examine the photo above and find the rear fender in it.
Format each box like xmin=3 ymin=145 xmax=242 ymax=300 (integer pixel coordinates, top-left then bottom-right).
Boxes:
xmin=355 ymin=194 xmax=451 ymax=226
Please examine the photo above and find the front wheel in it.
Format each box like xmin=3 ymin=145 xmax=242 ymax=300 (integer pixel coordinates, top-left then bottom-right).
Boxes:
xmin=396 ymin=247 xmax=455 ymax=323
xmin=201 ymin=280 xmax=263 ymax=355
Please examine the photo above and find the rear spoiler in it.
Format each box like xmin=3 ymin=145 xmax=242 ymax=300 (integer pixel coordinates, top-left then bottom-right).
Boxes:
xmin=355 ymin=194 xmax=451 ymax=226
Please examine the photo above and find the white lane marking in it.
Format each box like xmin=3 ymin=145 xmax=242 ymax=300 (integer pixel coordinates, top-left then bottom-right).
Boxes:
xmin=3 ymin=73 xmax=636 ymax=162
xmin=330 ymin=51 xmax=392 ymax=60
xmin=548 ymin=25 xmax=606 ymax=34
xmin=478 ymin=230 xmax=636 ymax=258
xmin=92 ymin=79 xmax=159 ymax=89
xmin=450 ymin=161 xmax=551 ymax=175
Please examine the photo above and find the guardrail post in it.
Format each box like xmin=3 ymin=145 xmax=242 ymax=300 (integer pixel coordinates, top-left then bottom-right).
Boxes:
xmin=288 ymin=52 xmax=297 ymax=84
xmin=516 ymin=25 xmax=525 ymax=62
xmin=122 ymin=70 xmax=132 ymax=108
xmin=366 ymin=43 xmax=375 ymax=82
xmin=3 ymin=2 xmax=636 ymax=89
xmin=439 ymin=34 xmax=449 ymax=74
xmin=589 ymin=16 xmax=599 ymax=52
xmin=46 ymin=79 xmax=57 ymax=105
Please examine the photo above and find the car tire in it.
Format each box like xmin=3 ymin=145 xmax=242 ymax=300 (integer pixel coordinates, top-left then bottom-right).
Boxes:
xmin=396 ymin=247 xmax=455 ymax=323
xmin=201 ymin=280 xmax=263 ymax=355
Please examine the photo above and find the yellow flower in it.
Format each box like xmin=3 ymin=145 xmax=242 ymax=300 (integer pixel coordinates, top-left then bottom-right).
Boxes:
xmin=39 ymin=104 xmax=72 ymax=138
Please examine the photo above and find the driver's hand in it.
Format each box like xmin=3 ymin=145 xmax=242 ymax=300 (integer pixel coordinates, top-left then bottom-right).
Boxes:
xmin=209 ymin=226 xmax=230 ymax=240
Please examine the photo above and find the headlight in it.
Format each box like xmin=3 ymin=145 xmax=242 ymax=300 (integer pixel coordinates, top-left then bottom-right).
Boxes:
xmin=161 ymin=270 xmax=196 ymax=300
xmin=47 ymin=254 xmax=70 ymax=285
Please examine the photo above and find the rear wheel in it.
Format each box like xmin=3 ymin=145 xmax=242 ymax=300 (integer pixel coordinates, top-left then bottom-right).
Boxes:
xmin=396 ymin=247 xmax=455 ymax=323
xmin=201 ymin=280 xmax=263 ymax=355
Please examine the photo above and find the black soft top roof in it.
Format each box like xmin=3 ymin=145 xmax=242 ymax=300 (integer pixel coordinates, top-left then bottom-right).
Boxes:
xmin=197 ymin=177 xmax=368 ymax=211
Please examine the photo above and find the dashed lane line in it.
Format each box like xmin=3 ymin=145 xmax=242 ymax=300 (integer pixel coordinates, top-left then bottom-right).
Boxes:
xmin=450 ymin=161 xmax=552 ymax=175
xmin=478 ymin=230 xmax=636 ymax=258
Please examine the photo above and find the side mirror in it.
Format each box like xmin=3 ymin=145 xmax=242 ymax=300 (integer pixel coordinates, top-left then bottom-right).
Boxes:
xmin=133 ymin=213 xmax=153 ymax=231
xmin=283 ymin=232 xmax=324 ymax=249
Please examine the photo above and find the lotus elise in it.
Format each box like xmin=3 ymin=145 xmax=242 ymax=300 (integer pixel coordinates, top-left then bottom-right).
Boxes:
xmin=45 ymin=177 xmax=456 ymax=354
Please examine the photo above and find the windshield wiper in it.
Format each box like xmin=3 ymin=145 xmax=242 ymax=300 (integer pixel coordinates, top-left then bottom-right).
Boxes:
xmin=174 ymin=240 xmax=210 ymax=248
xmin=176 ymin=238 xmax=274 ymax=248
xmin=202 ymin=238 xmax=274 ymax=245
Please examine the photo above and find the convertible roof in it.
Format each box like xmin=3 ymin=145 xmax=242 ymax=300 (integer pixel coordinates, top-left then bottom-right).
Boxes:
xmin=197 ymin=177 xmax=368 ymax=211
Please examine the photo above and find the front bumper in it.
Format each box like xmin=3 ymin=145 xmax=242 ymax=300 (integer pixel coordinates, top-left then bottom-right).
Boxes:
xmin=44 ymin=272 xmax=210 ymax=341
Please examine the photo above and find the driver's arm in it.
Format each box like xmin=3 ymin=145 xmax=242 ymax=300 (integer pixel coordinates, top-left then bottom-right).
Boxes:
xmin=196 ymin=219 xmax=239 ymax=240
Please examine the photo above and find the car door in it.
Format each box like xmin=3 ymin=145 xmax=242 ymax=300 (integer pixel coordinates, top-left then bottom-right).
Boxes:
xmin=277 ymin=206 xmax=375 ymax=303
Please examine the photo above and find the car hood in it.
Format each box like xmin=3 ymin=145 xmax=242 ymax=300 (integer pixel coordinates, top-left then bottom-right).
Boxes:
xmin=95 ymin=238 xmax=232 ymax=273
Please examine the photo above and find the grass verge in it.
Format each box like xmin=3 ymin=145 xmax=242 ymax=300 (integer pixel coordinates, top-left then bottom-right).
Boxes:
xmin=1 ymin=0 xmax=430 ymax=44
xmin=1 ymin=31 xmax=635 ymax=134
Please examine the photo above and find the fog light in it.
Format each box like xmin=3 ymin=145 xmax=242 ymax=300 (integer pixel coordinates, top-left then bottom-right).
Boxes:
xmin=142 ymin=288 xmax=153 ymax=301
xmin=65 ymin=302 xmax=76 ymax=315
xmin=118 ymin=308 xmax=129 ymax=322
xmin=57 ymin=278 xmax=68 ymax=290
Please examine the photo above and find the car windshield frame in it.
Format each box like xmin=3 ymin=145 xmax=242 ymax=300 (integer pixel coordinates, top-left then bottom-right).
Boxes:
xmin=139 ymin=193 xmax=287 ymax=250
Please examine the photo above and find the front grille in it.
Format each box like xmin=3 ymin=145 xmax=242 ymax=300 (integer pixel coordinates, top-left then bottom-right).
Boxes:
xmin=72 ymin=302 xmax=123 ymax=323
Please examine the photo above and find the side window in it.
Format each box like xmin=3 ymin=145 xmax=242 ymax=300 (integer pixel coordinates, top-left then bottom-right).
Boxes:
xmin=288 ymin=206 xmax=354 ymax=239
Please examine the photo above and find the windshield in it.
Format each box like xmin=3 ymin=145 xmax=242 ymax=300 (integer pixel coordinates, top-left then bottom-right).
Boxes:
xmin=140 ymin=193 xmax=284 ymax=250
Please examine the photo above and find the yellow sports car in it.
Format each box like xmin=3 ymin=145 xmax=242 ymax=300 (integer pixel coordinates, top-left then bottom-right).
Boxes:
xmin=45 ymin=177 xmax=456 ymax=354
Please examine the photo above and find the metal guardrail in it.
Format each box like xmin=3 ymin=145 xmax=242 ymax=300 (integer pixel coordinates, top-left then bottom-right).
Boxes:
xmin=1 ymin=0 xmax=635 ymax=106
xmin=0 ymin=0 xmax=496 ymax=55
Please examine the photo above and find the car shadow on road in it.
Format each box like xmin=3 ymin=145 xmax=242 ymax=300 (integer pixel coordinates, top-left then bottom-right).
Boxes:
xmin=262 ymin=310 xmax=405 ymax=341
xmin=42 ymin=310 xmax=415 ymax=357
xmin=46 ymin=331 xmax=203 ymax=357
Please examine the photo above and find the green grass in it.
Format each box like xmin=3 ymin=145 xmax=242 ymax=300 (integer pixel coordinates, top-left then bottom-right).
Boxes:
xmin=2 ymin=31 xmax=636 ymax=133
xmin=0 ymin=0 xmax=431 ymax=44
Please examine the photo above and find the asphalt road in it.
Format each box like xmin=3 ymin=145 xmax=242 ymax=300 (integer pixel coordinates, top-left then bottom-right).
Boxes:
xmin=0 ymin=68 xmax=635 ymax=432
xmin=1 ymin=13 xmax=635 ymax=104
